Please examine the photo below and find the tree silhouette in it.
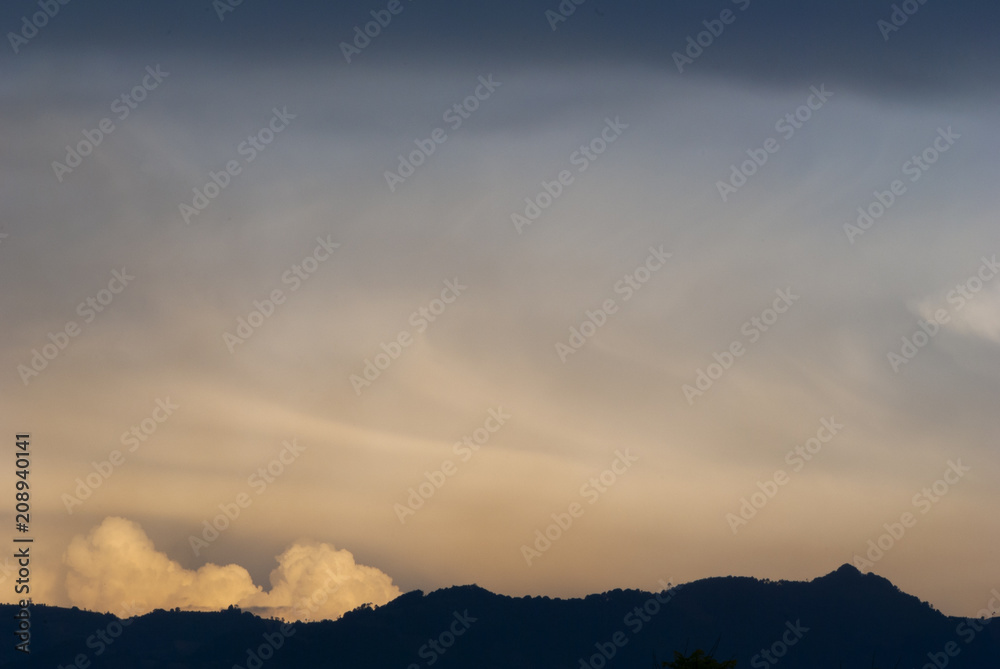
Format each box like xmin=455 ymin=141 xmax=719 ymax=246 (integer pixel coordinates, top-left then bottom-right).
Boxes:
xmin=662 ymin=648 xmax=737 ymax=668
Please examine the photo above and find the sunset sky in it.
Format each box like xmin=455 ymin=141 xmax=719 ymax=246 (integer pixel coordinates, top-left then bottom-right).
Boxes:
xmin=2 ymin=0 xmax=999 ymax=621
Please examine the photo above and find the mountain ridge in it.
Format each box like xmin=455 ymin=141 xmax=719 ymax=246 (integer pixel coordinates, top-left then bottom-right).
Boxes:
xmin=4 ymin=564 xmax=998 ymax=668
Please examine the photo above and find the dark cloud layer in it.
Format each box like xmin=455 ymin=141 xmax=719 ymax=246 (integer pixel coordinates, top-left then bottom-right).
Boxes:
xmin=2 ymin=0 xmax=998 ymax=98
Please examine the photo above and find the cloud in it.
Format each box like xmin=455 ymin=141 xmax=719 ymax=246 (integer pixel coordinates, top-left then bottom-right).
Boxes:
xmin=64 ymin=517 xmax=259 ymax=616
xmin=241 ymin=542 xmax=403 ymax=622
xmin=63 ymin=517 xmax=401 ymax=621
xmin=915 ymin=283 xmax=1000 ymax=345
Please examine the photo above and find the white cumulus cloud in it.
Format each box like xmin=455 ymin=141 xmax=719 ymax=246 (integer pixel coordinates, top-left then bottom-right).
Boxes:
xmin=241 ymin=541 xmax=403 ymax=621
xmin=63 ymin=517 xmax=401 ymax=621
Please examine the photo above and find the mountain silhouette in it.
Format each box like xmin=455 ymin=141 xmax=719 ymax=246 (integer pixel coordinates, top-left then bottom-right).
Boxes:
xmin=3 ymin=565 xmax=997 ymax=668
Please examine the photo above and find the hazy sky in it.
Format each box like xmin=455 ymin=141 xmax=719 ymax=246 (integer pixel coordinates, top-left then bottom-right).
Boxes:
xmin=2 ymin=0 xmax=998 ymax=620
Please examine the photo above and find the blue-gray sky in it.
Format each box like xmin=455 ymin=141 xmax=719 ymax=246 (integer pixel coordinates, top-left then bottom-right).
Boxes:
xmin=1 ymin=0 xmax=998 ymax=620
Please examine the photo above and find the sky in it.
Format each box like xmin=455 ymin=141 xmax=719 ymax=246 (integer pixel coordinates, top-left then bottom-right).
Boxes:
xmin=1 ymin=0 xmax=999 ymax=621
